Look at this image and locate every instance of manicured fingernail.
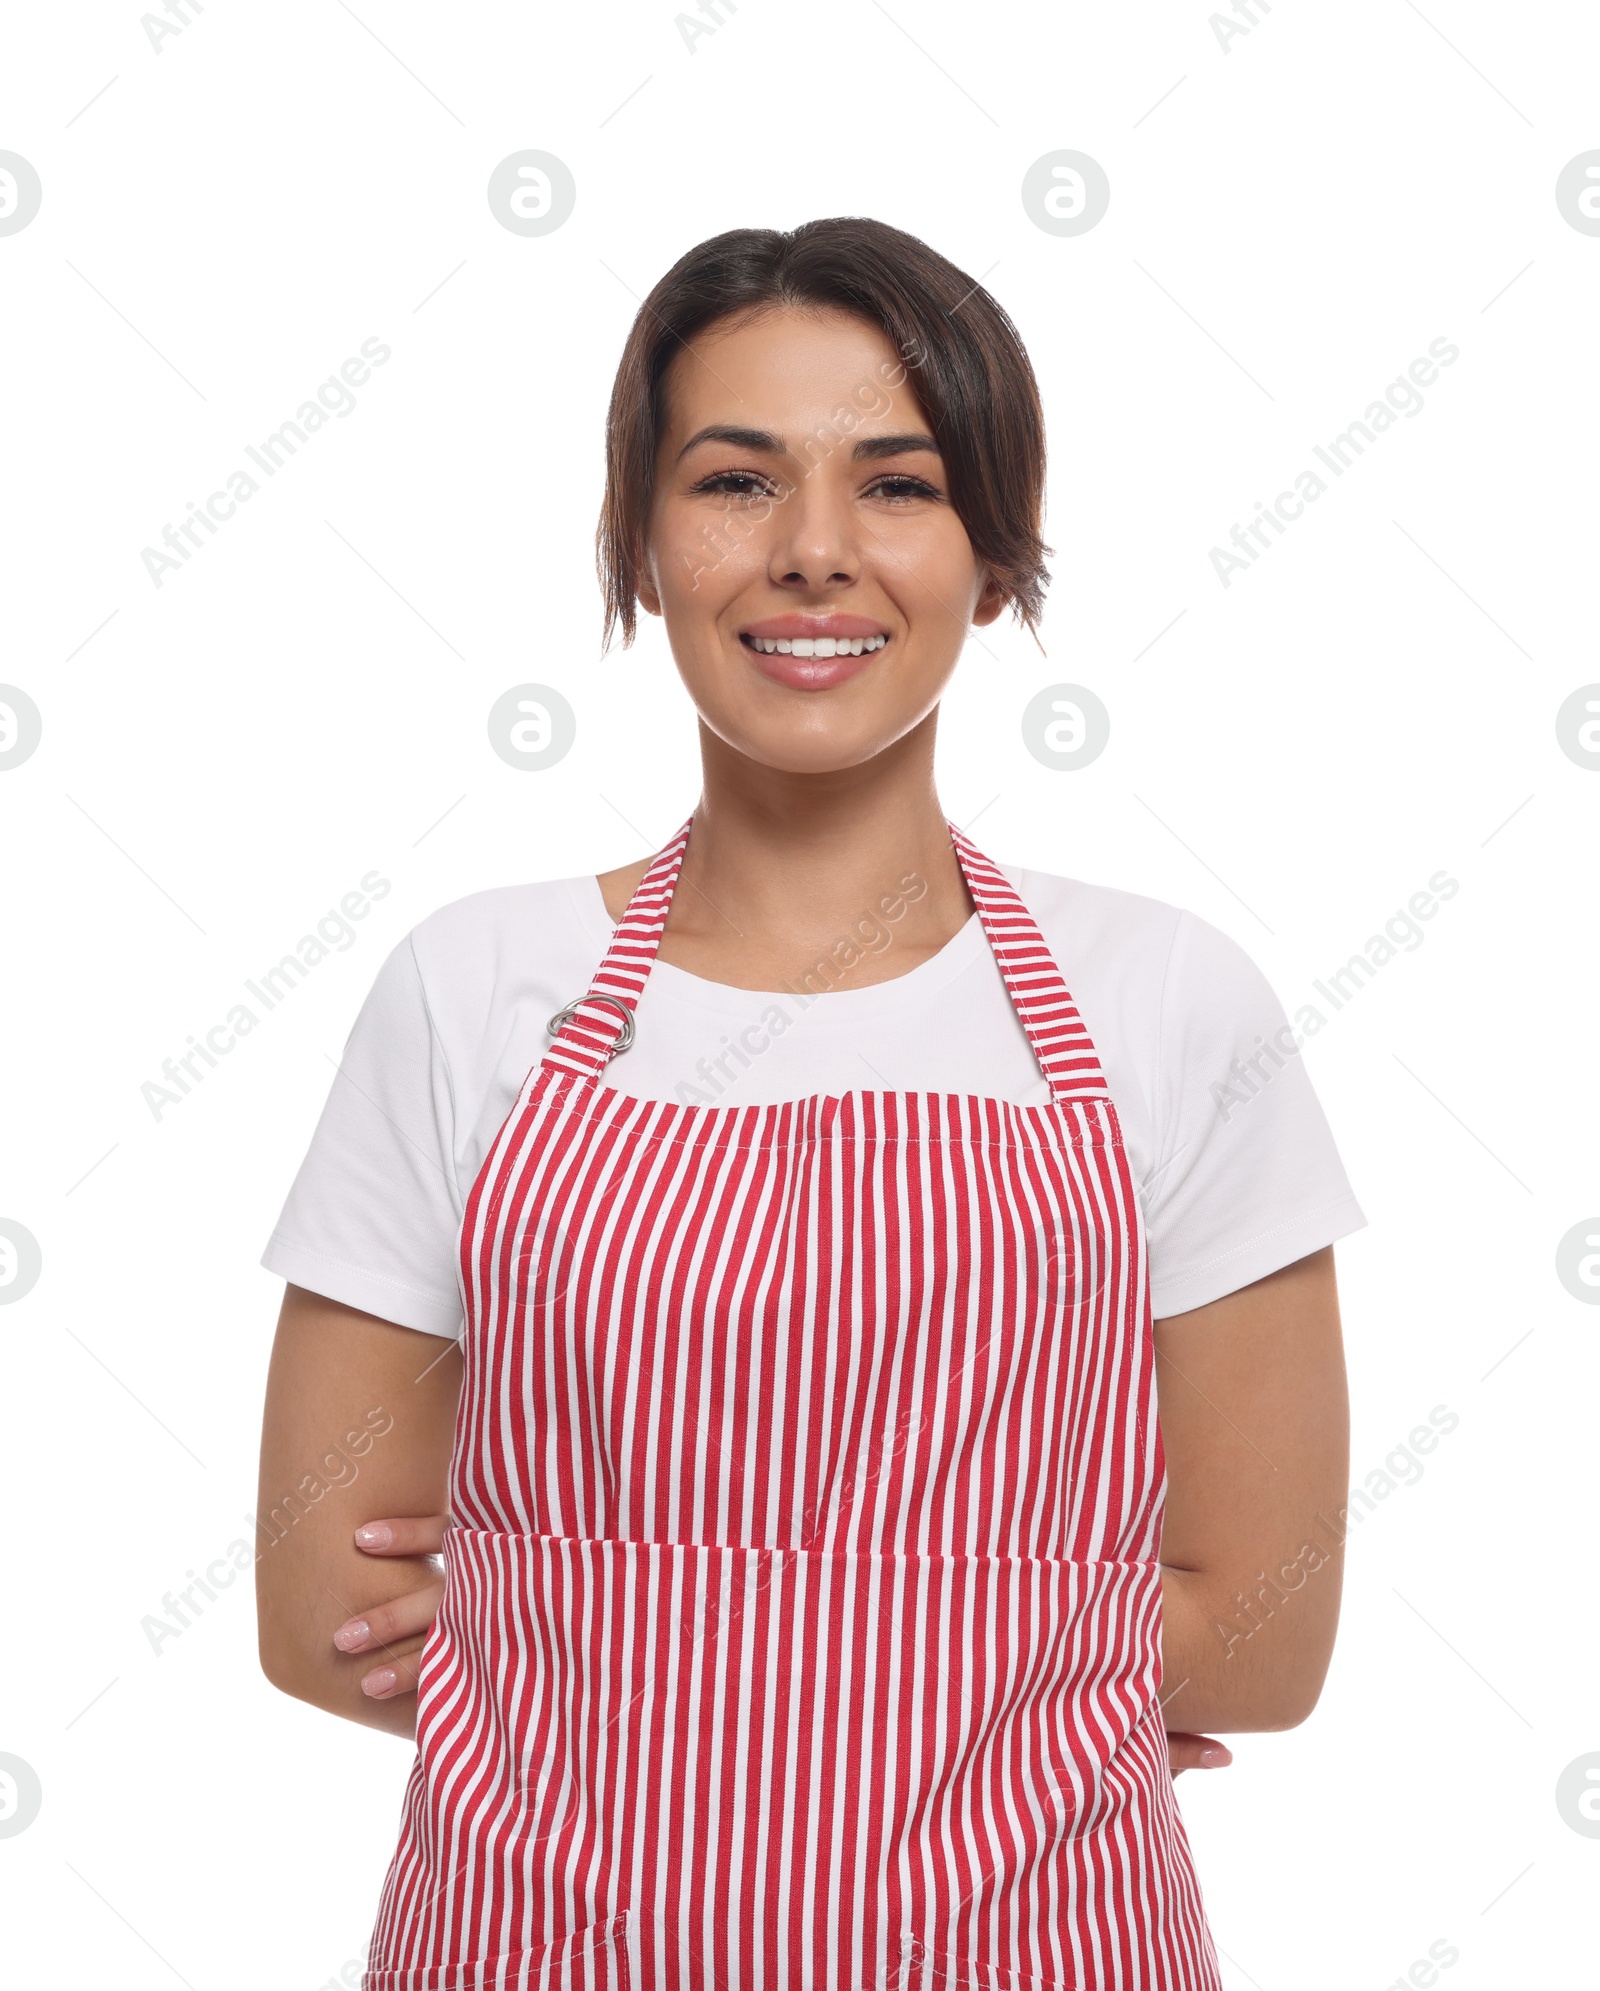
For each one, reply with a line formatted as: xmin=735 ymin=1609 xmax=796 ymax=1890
xmin=355 ymin=1523 xmax=393 ymax=1549
xmin=361 ymin=1666 xmax=398 ymax=1697
xmin=1200 ymin=1745 xmax=1232 ymax=1766
xmin=333 ymin=1619 xmax=370 ymax=1652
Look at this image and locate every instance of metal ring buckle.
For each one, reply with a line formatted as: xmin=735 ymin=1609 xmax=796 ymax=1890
xmin=547 ymin=992 xmax=636 ymax=1056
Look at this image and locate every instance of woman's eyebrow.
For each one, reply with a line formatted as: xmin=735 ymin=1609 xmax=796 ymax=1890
xmin=851 ymin=432 xmax=941 ymax=461
xmin=676 ymin=424 xmax=780 ymax=461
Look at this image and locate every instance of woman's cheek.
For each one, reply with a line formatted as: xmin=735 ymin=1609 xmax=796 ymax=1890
xmin=665 ymin=515 xmax=773 ymax=609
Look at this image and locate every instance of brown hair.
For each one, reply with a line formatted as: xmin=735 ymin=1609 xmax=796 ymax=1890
xmin=595 ymin=216 xmax=1052 ymax=651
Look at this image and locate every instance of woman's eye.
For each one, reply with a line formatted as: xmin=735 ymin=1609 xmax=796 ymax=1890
xmin=867 ymin=475 xmax=941 ymax=504
xmin=692 ymin=470 xmax=777 ymax=501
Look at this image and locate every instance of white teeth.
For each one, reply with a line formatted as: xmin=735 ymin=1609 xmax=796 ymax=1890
xmin=747 ymin=634 xmax=888 ymax=656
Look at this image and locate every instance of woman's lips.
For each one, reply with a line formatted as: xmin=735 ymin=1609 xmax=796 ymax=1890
xmin=744 ymin=641 xmax=880 ymax=691
xmin=738 ymin=623 xmax=891 ymax=692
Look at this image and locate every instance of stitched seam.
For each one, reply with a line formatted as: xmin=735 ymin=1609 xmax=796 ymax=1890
xmin=1169 ymin=1195 xmax=1364 ymax=1279
xmin=1150 ymin=907 xmax=1185 ymax=1199
xmin=265 ymin=1234 xmax=460 ymax=1306
xmin=446 ymin=1528 xmax=1161 ymax=1569
xmin=530 ymin=1073 xmax=1125 ymax=1155
xmin=408 ymin=930 xmax=465 ymax=1212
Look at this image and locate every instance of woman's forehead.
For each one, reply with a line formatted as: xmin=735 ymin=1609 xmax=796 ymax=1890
xmin=659 ymin=306 xmax=927 ymax=442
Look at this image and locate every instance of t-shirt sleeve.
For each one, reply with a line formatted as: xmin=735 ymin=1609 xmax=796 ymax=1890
xmin=259 ymin=931 xmax=466 ymax=1339
xmin=1145 ymin=911 xmax=1367 ymax=1317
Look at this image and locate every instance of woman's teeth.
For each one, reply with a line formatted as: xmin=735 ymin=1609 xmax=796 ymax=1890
xmin=745 ymin=634 xmax=888 ymax=657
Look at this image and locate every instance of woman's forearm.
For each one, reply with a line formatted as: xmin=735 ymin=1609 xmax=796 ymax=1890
xmin=1159 ymin=1538 xmax=1345 ymax=1734
xmin=255 ymin=1285 xmax=460 ymax=1738
xmin=257 ymin=1539 xmax=423 ymax=1739
xmin=1153 ymin=1249 xmax=1352 ymax=1738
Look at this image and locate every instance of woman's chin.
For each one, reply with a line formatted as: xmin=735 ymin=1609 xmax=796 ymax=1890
xmin=701 ymin=715 xmax=920 ymax=780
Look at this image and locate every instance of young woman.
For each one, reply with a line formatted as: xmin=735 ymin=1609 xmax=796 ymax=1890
xmin=257 ymin=218 xmax=1361 ymax=1990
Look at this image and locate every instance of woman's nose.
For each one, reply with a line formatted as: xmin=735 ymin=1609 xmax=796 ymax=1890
xmin=765 ymin=484 xmax=861 ymax=591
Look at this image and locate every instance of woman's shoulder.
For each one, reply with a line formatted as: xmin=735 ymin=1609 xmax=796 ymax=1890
xmin=1000 ymin=861 xmax=1200 ymax=964
xmin=391 ymin=871 xmax=611 ymax=1013
xmin=408 ymin=871 xmax=592 ymax=942
xmin=997 ymin=860 xmax=1281 ymax=1021
xmin=1001 ymin=861 xmax=1185 ymax=942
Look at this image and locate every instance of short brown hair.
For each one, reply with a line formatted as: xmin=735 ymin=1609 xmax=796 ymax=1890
xmin=596 ymin=216 xmax=1052 ymax=651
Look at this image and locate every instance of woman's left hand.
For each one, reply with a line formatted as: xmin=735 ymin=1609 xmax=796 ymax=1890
xmin=331 ymin=1512 xmax=448 ymax=1701
xmin=1167 ymin=1733 xmax=1233 ymax=1778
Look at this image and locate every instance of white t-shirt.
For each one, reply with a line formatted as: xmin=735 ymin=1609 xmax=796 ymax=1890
xmin=260 ymin=861 xmax=1367 ymax=1339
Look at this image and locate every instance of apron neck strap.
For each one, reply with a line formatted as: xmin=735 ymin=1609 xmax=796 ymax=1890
xmin=540 ymin=812 xmax=695 ymax=1083
xmin=543 ymin=811 xmax=1113 ymax=1105
xmin=947 ymin=822 xmax=1114 ymax=1104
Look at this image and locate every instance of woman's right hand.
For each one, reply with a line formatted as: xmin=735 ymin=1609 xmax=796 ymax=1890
xmin=1166 ymin=1732 xmax=1233 ymax=1777
xmin=331 ymin=1514 xmax=449 ymax=1701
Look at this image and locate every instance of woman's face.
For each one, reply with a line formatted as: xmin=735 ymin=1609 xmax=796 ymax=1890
xmin=636 ymin=305 xmax=1005 ymax=776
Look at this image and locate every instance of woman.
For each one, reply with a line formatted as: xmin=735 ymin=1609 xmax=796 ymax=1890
xmin=257 ymin=217 xmax=1361 ymax=1990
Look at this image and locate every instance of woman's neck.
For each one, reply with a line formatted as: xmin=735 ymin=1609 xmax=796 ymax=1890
xmin=597 ymin=715 xmax=979 ymax=994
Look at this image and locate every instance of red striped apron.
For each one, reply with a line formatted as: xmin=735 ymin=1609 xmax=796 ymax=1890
xmin=364 ymin=813 xmax=1222 ymax=1991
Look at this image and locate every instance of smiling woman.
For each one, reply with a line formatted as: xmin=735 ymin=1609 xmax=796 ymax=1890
xmin=597 ymin=216 xmax=1048 ymax=658
xmin=256 ymin=217 xmax=1362 ymax=1991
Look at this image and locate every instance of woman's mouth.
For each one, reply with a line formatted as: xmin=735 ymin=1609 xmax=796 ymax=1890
xmin=736 ymin=616 xmax=892 ymax=690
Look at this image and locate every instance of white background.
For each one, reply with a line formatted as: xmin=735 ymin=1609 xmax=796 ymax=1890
xmin=2 ymin=1 xmax=1596 ymax=1985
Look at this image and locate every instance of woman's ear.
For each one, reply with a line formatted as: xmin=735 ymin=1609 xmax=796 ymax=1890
xmin=971 ymin=569 xmax=1008 ymax=629
xmin=635 ymin=542 xmax=662 ymax=619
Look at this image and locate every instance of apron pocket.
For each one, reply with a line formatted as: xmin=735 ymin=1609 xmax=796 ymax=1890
xmin=895 ymin=1934 xmax=1064 ymax=1990
xmin=363 ymin=1911 xmax=630 ymax=1991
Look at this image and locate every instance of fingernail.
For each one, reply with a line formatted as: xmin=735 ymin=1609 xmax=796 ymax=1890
xmin=333 ymin=1619 xmax=370 ymax=1652
xmin=1200 ymin=1745 xmax=1232 ymax=1766
xmin=355 ymin=1523 xmax=393 ymax=1549
xmin=361 ymin=1666 xmax=398 ymax=1697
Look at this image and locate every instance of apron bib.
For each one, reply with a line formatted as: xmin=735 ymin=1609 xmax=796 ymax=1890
xmin=364 ymin=814 xmax=1221 ymax=1991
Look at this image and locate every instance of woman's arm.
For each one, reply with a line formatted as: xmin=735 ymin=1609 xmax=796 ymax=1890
xmin=255 ymin=1283 xmax=462 ymax=1738
xmin=1155 ymin=1245 xmax=1351 ymax=1735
